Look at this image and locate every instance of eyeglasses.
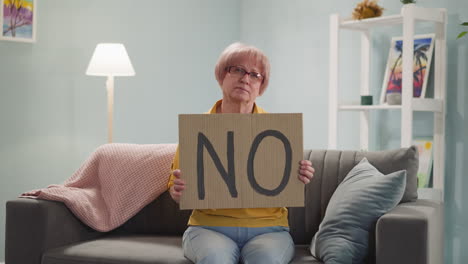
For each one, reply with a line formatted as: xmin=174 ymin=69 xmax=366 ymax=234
xmin=226 ymin=66 xmax=263 ymax=83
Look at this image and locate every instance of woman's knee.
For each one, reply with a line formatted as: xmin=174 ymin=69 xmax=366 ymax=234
xmin=241 ymin=231 xmax=295 ymax=264
xmin=183 ymin=227 xmax=240 ymax=264
xmin=197 ymin=251 xmax=239 ymax=264
xmin=185 ymin=245 xmax=240 ymax=264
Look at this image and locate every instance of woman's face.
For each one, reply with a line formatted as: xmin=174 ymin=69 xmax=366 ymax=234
xmin=221 ymin=56 xmax=263 ymax=104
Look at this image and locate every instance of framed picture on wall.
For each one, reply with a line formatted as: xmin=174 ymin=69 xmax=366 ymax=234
xmin=412 ymin=138 xmax=433 ymax=188
xmin=380 ymin=34 xmax=435 ymax=104
xmin=0 ymin=0 xmax=37 ymax=43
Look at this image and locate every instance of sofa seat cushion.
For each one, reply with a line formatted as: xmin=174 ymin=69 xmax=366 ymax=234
xmin=42 ymin=235 xmax=323 ymax=264
xmin=42 ymin=235 xmax=191 ymax=264
xmin=291 ymin=245 xmax=323 ymax=264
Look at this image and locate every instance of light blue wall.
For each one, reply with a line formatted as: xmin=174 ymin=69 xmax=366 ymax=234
xmin=240 ymin=0 xmax=468 ymax=263
xmin=0 ymin=0 xmax=239 ymax=261
xmin=1 ymin=0 xmax=467 ymax=263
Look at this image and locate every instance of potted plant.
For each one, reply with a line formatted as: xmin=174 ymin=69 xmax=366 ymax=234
xmin=352 ymin=0 xmax=384 ymax=20
xmin=458 ymin=22 xmax=468 ymax=39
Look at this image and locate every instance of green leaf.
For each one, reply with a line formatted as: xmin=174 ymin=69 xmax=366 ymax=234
xmin=458 ymin=31 xmax=467 ymax=39
xmin=461 ymin=22 xmax=468 ymax=26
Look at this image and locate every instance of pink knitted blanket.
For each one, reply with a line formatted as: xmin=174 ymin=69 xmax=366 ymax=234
xmin=21 ymin=143 xmax=177 ymax=232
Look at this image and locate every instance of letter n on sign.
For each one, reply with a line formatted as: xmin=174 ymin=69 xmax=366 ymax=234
xmin=179 ymin=113 xmax=304 ymax=209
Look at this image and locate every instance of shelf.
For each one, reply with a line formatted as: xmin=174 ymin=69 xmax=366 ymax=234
xmin=417 ymin=188 xmax=443 ymax=202
xmin=338 ymin=98 xmax=443 ymax=112
xmin=329 ymin=7 xmax=446 ymax=194
xmin=412 ymin=98 xmax=444 ymax=112
xmin=341 ymin=15 xmax=403 ymax=31
xmin=339 ymin=6 xmax=445 ymax=31
xmin=338 ymin=104 xmax=401 ymax=111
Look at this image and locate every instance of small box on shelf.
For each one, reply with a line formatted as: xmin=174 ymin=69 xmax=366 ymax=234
xmin=360 ymin=95 xmax=373 ymax=105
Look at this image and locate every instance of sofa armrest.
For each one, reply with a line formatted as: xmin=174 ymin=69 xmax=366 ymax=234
xmin=5 ymin=198 xmax=104 ymax=264
xmin=375 ymin=199 xmax=444 ymax=264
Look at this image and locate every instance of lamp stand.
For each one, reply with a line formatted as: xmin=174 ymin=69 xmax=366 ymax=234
xmin=106 ymin=76 xmax=114 ymax=143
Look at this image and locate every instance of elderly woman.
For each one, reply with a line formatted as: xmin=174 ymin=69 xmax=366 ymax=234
xmin=168 ymin=42 xmax=315 ymax=264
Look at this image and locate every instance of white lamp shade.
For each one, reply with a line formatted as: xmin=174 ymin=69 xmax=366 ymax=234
xmin=86 ymin=43 xmax=135 ymax=76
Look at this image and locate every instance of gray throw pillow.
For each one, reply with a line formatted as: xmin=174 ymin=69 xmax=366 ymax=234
xmin=310 ymin=158 xmax=406 ymax=264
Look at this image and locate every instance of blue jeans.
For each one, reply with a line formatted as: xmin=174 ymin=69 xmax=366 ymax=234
xmin=182 ymin=225 xmax=295 ymax=264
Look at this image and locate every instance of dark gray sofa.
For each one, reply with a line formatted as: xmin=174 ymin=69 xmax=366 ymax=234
xmin=5 ymin=147 xmax=444 ymax=264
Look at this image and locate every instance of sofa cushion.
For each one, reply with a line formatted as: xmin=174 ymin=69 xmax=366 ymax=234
xmin=310 ymin=158 xmax=407 ymax=263
xmin=115 ymin=191 xmax=191 ymax=236
xmin=291 ymin=245 xmax=323 ymax=264
xmin=355 ymin=146 xmax=418 ymax=203
xmin=42 ymin=234 xmax=323 ymax=264
xmin=288 ymin=146 xmax=418 ymax=245
xmin=42 ymin=235 xmax=191 ymax=264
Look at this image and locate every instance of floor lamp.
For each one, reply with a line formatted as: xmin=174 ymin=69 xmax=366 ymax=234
xmin=86 ymin=43 xmax=135 ymax=143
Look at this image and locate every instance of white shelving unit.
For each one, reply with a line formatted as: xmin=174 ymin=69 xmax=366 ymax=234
xmin=328 ymin=5 xmax=447 ymax=196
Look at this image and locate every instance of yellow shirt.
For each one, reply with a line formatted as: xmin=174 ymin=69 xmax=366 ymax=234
xmin=167 ymin=100 xmax=289 ymax=227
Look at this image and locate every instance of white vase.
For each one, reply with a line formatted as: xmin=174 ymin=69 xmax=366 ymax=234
xmin=386 ymin=93 xmax=402 ymax=105
xmin=401 ymin=3 xmax=416 ymax=14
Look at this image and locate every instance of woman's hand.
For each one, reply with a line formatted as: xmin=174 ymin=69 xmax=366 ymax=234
xmin=298 ymin=160 xmax=315 ymax=184
xmin=169 ymin=169 xmax=185 ymax=203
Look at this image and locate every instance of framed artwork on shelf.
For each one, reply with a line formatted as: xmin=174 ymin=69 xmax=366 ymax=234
xmin=380 ymin=34 xmax=435 ymax=104
xmin=1 ymin=0 xmax=37 ymax=43
xmin=413 ymin=138 xmax=434 ymax=188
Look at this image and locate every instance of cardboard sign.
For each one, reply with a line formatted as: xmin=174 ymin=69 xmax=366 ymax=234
xmin=179 ymin=113 xmax=304 ymax=209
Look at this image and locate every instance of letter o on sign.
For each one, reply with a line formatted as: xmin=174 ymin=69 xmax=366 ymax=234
xmin=247 ymin=130 xmax=292 ymax=196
